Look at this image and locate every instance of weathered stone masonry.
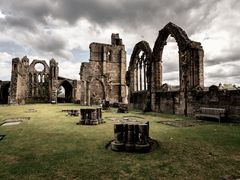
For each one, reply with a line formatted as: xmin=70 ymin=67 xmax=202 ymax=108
xmin=80 ymin=33 xmax=126 ymax=105
xmin=8 ymin=56 xmax=80 ymax=104
xmin=127 ymin=22 xmax=240 ymax=120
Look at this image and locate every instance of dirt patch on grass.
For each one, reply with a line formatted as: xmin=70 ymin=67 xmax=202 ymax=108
xmin=0 ymin=117 xmax=30 ymax=126
xmin=106 ymin=116 xmax=145 ymax=122
xmin=157 ymin=120 xmax=208 ymax=127
xmin=2 ymin=155 xmax=19 ymax=165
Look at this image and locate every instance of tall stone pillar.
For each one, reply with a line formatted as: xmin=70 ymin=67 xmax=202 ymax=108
xmin=49 ymin=58 xmax=59 ymax=102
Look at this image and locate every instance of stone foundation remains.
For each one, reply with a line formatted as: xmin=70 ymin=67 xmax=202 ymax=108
xmin=111 ymin=121 xmax=150 ymax=152
xmin=77 ymin=108 xmax=104 ymax=125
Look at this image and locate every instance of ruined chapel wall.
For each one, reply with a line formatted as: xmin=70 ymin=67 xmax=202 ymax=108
xmin=80 ymin=34 xmax=127 ymax=105
xmin=9 ymin=58 xmax=29 ymax=104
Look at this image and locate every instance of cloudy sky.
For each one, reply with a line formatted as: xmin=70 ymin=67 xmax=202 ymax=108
xmin=0 ymin=0 xmax=240 ymax=86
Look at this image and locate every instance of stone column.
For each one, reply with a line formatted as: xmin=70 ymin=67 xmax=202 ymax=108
xmin=136 ymin=64 xmax=138 ymax=91
xmin=87 ymin=82 xmax=90 ymax=106
xmin=125 ymin=124 xmax=135 ymax=152
xmin=111 ymin=123 xmax=125 ymax=151
xmin=144 ymin=63 xmax=146 ymax=90
xmin=139 ymin=63 xmax=142 ymax=91
xmin=135 ymin=123 xmax=150 ymax=153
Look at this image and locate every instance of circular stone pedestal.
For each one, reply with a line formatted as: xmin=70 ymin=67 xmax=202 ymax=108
xmin=109 ymin=120 xmax=153 ymax=153
xmin=125 ymin=143 xmax=135 ymax=152
xmin=135 ymin=143 xmax=150 ymax=153
xmin=111 ymin=141 xmax=125 ymax=151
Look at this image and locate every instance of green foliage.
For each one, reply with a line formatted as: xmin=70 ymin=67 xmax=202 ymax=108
xmin=0 ymin=104 xmax=239 ymax=179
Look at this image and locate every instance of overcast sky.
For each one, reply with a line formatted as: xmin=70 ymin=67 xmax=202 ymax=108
xmin=0 ymin=0 xmax=240 ymax=86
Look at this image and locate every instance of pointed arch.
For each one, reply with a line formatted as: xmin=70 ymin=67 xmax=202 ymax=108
xmin=152 ymin=22 xmax=204 ymax=91
xmin=0 ymin=82 xmax=10 ymax=104
xmin=127 ymin=22 xmax=204 ymax=113
xmin=89 ymin=77 xmax=106 ymax=105
xmin=153 ymin=22 xmax=192 ymax=56
xmin=129 ymin=41 xmax=152 ymax=67
xmin=127 ymin=41 xmax=153 ymax=111
xmin=57 ymin=80 xmax=73 ymax=103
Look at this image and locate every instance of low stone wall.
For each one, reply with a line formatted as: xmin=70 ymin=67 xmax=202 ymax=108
xmin=128 ymin=91 xmax=148 ymax=110
xmin=128 ymin=87 xmax=240 ymax=121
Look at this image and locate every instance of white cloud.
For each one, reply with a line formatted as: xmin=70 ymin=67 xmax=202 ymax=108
xmin=0 ymin=52 xmax=12 ymax=80
xmin=58 ymin=60 xmax=81 ymax=80
xmin=0 ymin=11 xmax=6 ymax=19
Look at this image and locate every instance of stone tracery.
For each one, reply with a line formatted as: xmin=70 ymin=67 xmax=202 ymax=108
xmin=127 ymin=22 xmax=204 ymax=113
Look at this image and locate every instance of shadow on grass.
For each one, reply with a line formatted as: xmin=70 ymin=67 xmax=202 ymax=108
xmin=105 ymin=138 xmax=160 ymax=153
xmin=0 ymin=135 xmax=6 ymax=141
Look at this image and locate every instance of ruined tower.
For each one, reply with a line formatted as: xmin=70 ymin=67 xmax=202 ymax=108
xmin=9 ymin=56 xmax=29 ymax=104
xmin=49 ymin=58 xmax=59 ymax=102
xmin=80 ymin=33 xmax=127 ymax=105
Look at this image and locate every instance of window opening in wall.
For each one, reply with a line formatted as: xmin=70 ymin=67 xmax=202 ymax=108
xmin=13 ymin=64 xmax=17 ymax=71
xmin=162 ymin=36 xmax=179 ymax=89
xmin=108 ymin=50 xmax=111 ymax=61
xmin=38 ymin=74 xmax=41 ymax=83
xmin=35 ymin=63 xmax=44 ymax=71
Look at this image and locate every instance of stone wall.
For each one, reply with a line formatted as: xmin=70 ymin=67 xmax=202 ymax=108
xmin=80 ymin=33 xmax=126 ymax=105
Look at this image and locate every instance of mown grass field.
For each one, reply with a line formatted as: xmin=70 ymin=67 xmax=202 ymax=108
xmin=0 ymin=104 xmax=239 ymax=179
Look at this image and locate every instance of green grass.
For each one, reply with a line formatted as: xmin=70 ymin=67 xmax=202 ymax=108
xmin=0 ymin=104 xmax=239 ymax=180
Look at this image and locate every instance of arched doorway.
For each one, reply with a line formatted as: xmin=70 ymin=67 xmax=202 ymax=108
xmin=0 ymin=82 xmax=10 ymax=104
xmin=152 ymin=22 xmax=204 ymax=91
xmin=152 ymin=22 xmax=204 ymax=114
xmin=57 ymin=80 xmax=73 ymax=103
xmin=89 ymin=78 xmax=105 ymax=105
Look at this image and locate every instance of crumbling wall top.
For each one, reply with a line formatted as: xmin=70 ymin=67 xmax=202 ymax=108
xmin=111 ymin=33 xmax=123 ymax=46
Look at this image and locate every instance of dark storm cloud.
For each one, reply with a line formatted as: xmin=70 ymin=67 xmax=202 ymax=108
xmin=0 ymin=0 xmax=225 ymax=59
xmin=0 ymin=0 xmax=215 ymax=34
xmin=0 ymin=15 xmax=37 ymax=32
xmin=31 ymin=34 xmax=71 ymax=59
xmin=0 ymin=41 xmax=26 ymax=55
xmin=206 ymin=54 xmax=240 ymax=66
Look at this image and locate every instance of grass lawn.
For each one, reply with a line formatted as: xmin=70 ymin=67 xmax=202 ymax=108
xmin=0 ymin=104 xmax=239 ymax=179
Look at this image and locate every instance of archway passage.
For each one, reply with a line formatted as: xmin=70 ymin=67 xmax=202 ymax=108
xmin=152 ymin=22 xmax=204 ymax=91
xmin=57 ymin=81 xmax=73 ymax=103
xmin=0 ymin=82 xmax=10 ymax=104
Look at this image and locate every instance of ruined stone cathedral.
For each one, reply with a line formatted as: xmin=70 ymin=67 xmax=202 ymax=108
xmin=0 ymin=33 xmax=126 ymax=105
xmin=0 ymin=23 xmax=240 ymax=120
